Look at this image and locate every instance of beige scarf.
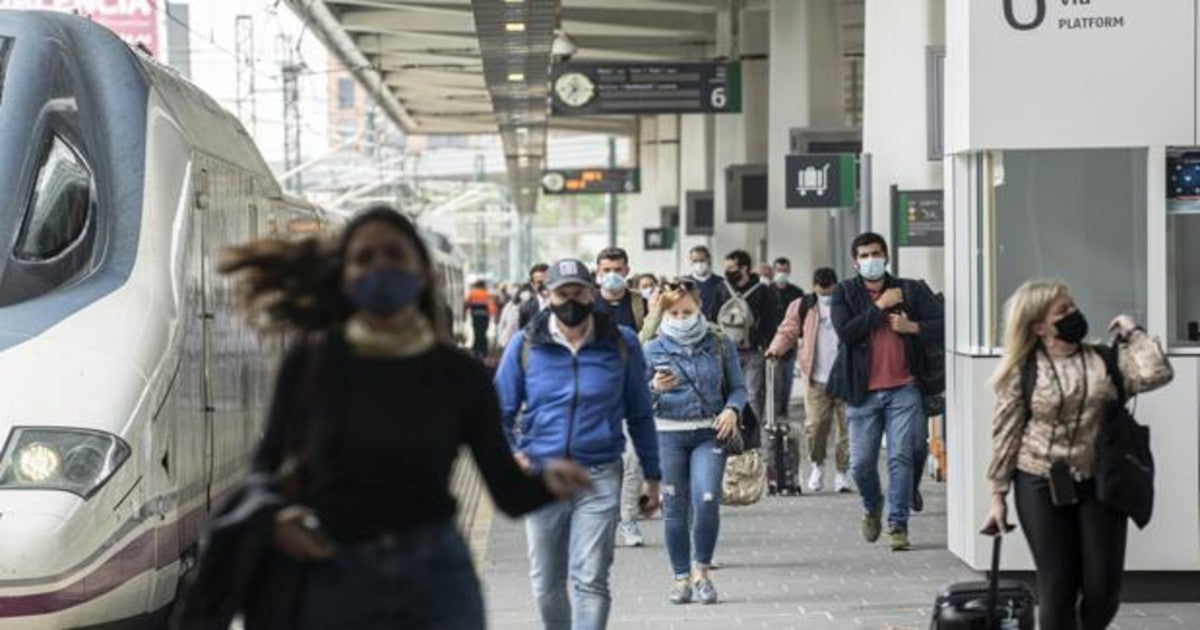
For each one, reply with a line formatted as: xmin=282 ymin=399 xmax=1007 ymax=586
xmin=344 ymin=310 xmax=438 ymax=358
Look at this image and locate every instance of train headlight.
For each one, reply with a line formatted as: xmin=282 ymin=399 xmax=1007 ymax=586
xmin=0 ymin=428 xmax=130 ymax=498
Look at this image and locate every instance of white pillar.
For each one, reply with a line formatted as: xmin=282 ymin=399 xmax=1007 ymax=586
xmin=678 ymin=113 xmax=714 ymax=272
xmin=766 ymin=0 xmax=844 ymax=286
xmin=711 ymin=3 xmax=769 ymax=264
xmin=624 ymin=115 xmax=681 ymax=276
xmin=863 ymin=0 xmax=946 ymax=290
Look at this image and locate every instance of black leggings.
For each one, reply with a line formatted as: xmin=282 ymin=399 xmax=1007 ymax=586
xmin=1014 ymin=471 xmax=1128 ymax=630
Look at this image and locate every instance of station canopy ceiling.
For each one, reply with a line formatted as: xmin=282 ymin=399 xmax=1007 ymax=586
xmin=284 ymin=0 xmax=719 ymax=213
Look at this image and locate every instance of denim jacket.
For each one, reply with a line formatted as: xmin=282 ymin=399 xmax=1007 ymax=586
xmin=643 ymin=331 xmax=747 ymax=421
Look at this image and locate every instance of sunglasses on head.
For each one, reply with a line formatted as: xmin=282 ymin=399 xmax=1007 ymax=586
xmin=661 ymin=279 xmax=697 ymax=292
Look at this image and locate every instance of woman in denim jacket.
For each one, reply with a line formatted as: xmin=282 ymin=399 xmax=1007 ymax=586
xmin=643 ymin=280 xmax=747 ymax=605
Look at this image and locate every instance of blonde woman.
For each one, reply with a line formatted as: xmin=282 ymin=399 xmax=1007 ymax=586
xmin=981 ymin=280 xmax=1173 ymax=630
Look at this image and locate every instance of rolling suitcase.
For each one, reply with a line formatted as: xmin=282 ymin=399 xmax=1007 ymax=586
xmin=764 ymin=358 xmax=801 ymax=496
xmin=931 ymin=536 xmax=1035 ymax=629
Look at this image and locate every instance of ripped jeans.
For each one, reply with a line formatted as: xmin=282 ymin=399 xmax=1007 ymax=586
xmin=657 ymin=427 xmax=727 ymax=578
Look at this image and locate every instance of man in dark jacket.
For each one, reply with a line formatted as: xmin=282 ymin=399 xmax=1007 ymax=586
xmin=688 ymin=245 xmax=731 ymax=322
xmin=517 ymin=262 xmax=550 ymax=329
xmin=770 ymin=257 xmax=805 ymax=418
xmin=721 ymin=249 xmax=780 ymax=430
xmin=495 ymin=258 xmax=661 ymax=629
xmin=826 ymin=233 xmax=943 ymax=552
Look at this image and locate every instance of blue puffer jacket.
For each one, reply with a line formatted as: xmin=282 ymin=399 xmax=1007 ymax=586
xmin=643 ymin=330 xmax=747 ymax=422
xmin=494 ymin=310 xmax=661 ymax=480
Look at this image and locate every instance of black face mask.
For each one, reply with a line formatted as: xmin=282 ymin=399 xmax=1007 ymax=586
xmin=1054 ymin=310 xmax=1089 ymax=344
xmin=724 ymin=270 xmax=743 ymax=286
xmin=551 ymin=299 xmax=591 ymax=327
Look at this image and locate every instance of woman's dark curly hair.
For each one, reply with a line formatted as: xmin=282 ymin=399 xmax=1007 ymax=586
xmin=219 ymin=204 xmax=451 ymax=341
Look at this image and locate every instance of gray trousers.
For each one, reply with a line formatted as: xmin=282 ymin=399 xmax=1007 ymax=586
xmin=739 ymin=351 xmax=767 ymax=430
xmin=619 ymin=429 xmax=644 ymax=522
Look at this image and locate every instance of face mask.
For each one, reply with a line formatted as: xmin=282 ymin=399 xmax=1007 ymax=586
xmin=1053 ymin=310 xmax=1089 ymax=344
xmin=599 ymin=271 xmax=625 ymax=293
xmin=519 ymin=291 xmax=533 ymax=303
xmin=351 ymin=268 xmax=425 ymax=318
xmin=773 ymin=273 xmax=789 ymax=286
xmin=819 ymin=294 xmax=833 ymax=306
xmin=691 ymin=261 xmax=710 ymax=278
xmin=640 ymin=287 xmax=654 ymax=300
xmin=551 ymin=299 xmax=591 ymax=327
xmin=857 ymin=257 xmax=887 ymax=281
xmin=724 ymin=270 xmax=743 ymax=286
xmin=659 ymin=313 xmax=708 ymax=346
xmin=760 ymin=276 xmax=772 ymax=287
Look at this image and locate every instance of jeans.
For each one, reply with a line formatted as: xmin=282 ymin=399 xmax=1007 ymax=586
xmin=803 ymin=381 xmax=849 ymax=471
xmin=845 ymin=384 xmax=924 ymax=530
xmin=618 ymin=431 xmax=644 ymax=523
xmin=658 ymin=428 xmax=727 ymax=578
xmin=1014 ymin=472 xmax=1128 ymax=630
xmin=300 ymin=521 xmax=482 ymax=629
xmin=525 ymin=461 xmax=623 ymax=630
xmin=774 ymin=354 xmax=796 ymax=418
xmin=740 ymin=351 xmax=767 ymax=431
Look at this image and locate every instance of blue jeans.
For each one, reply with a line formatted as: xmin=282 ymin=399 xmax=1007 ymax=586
xmin=658 ymin=428 xmax=727 ymax=578
xmin=525 ymin=461 xmax=622 ymax=630
xmin=300 ymin=520 xmax=482 ymax=629
xmin=846 ymin=384 xmax=924 ymax=531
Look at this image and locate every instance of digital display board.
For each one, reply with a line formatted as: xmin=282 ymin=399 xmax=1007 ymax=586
xmin=550 ymin=61 xmax=742 ymax=116
xmin=541 ymin=168 xmax=640 ymax=195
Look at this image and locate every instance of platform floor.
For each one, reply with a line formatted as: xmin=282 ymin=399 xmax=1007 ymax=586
xmin=480 ymin=472 xmax=1200 ymax=629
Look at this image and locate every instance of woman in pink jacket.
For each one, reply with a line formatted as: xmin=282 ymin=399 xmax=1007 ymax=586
xmin=765 ymin=267 xmax=851 ymax=493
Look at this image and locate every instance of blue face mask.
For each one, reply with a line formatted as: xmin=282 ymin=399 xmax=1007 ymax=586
xmin=857 ymin=257 xmax=887 ymax=281
xmin=351 ymin=268 xmax=425 ymax=318
xmin=599 ymin=271 xmax=626 ymax=292
xmin=660 ymin=313 xmax=708 ymax=346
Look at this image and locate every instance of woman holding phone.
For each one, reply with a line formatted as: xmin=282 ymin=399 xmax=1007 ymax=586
xmin=642 ymin=279 xmax=747 ymax=605
xmin=981 ymin=279 xmax=1172 ymax=630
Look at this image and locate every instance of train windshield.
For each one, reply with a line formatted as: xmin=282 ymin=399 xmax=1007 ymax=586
xmin=0 ymin=37 xmax=11 ymax=105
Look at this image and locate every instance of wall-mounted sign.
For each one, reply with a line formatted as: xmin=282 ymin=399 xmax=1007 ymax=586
xmin=950 ymin=1 xmax=1194 ymax=151
xmin=644 ymin=228 xmax=675 ymax=251
xmin=893 ymin=188 xmax=944 ymax=247
xmin=685 ymin=190 xmax=714 ymax=236
xmin=550 ymin=61 xmax=741 ymax=116
xmin=785 ymin=153 xmax=857 ymax=208
xmin=541 ymin=168 xmax=640 ymax=194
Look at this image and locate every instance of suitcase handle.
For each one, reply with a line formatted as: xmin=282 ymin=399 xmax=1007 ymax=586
xmin=986 ymin=535 xmax=1002 ymax=629
xmin=764 ymin=357 xmax=776 ymax=428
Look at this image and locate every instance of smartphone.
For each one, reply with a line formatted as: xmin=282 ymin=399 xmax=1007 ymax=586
xmin=653 ymin=363 xmax=674 ymax=377
xmin=1048 ymin=461 xmax=1080 ymax=506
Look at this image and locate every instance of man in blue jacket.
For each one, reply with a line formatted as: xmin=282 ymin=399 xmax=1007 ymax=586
xmin=826 ymin=233 xmax=943 ymax=552
xmin=495 ymin=258 xmax=662 ymax=630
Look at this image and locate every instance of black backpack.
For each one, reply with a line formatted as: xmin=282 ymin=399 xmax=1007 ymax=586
xmin=1019 ymin=343 xmax=1154 ymax=528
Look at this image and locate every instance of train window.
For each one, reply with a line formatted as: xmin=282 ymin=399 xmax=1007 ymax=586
xmin=0 ymin=37 xmax=12 ymax=104
xmin=14 ymin=136 xmax=93 ymax=261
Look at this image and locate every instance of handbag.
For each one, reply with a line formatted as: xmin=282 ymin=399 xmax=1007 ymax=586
xmin=171 ymin=334 xmax=327 ymax=629
xmin=1093 ymin=343 xmax=1155 ymax=529
xmin=721 ymin=449 xmax=766 ymax=506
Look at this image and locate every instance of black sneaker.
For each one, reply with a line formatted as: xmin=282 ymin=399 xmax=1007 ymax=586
xmin=912 ymin=489 xmax=925 ymax=513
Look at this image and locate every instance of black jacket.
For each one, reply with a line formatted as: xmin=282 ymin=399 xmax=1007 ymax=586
xmin=726 ymin=274 xmax=781 ymax=351
xmin=825 ymin=274 xmax=944 ymax=406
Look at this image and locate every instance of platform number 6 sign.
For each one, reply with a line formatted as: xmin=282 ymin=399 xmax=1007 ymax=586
xmin=1004 ymin=0 xmax=1046 ymax=31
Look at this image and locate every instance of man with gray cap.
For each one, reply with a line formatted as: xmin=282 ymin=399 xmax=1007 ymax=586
xmin=495 ymin=258 xmax=662 ymax=630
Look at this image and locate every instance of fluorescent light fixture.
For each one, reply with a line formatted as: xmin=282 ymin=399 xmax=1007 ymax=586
xmin=507 ymin=72 xmax=525 ymax=81
xmin=505 ymin=22 xmax=526 ymax=32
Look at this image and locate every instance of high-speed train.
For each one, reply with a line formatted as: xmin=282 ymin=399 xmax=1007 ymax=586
xmin=0 ymin=11 xmax=461 ymax=628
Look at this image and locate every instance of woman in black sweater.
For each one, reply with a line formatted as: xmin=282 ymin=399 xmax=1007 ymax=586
xmin=221 ymin=206 xmax=589 ymax=629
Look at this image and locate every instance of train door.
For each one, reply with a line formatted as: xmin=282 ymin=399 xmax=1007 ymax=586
xmin=197 ymin=167 xmax=215 ymax=508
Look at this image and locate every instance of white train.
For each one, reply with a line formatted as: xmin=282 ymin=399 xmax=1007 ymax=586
xmin=0 ymin=11 xmax=462 ymax=628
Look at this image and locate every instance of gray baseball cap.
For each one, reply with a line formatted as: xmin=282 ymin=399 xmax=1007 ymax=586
xmin=545 ymin=258 xmax=594 ymax=290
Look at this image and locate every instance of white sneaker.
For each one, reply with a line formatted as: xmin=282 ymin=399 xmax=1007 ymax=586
xmin=618 ymin=520 xmax=644 ymax=547
xmin=835 ymin=472 xmax=852 ymax=493
xmin=807 ymin=464 xmax=824 ymax=492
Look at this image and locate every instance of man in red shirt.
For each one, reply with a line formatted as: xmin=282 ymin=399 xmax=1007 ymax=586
xmin=825 ymin=233 xmax=944 ymax=551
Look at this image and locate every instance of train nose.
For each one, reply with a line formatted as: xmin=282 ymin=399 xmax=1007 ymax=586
xmin=0 ymin=494 xmax=71 ymax=583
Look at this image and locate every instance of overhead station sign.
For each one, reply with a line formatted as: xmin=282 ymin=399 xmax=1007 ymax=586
xmin=550 ymin=61 xmax=742 ymax=116
xmin=541 ymin=168 xmax=640 ymax=195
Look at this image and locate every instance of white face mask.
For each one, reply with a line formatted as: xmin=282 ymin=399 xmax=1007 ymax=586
xmin=818 ymin=294 xmax=833 ymax=305
xmin=857 ymin=257 xmax=887 ymax=281
xmin=773 ymin=272 xmax=790 ymax=286
xmin=691 ymin=261 xmax=711 ymax=278
xmin=640 ymin=287 xmax=654 ymax=300
xmin=599 ymin=271 xmax=626 ymax=292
